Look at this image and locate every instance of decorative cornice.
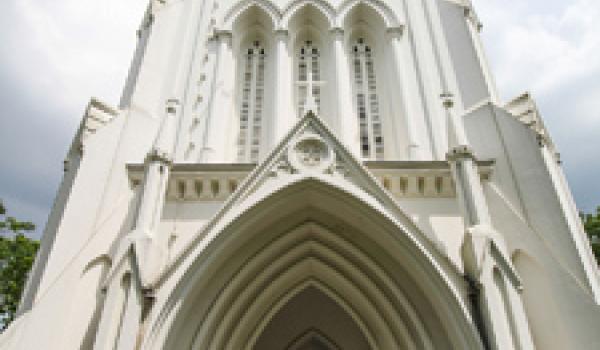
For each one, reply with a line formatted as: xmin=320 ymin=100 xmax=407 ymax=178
xmin=125 ymin=160 xmax=498 ymax=201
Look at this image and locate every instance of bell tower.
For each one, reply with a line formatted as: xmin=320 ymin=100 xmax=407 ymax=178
xmin=5 ymin=1 xmax=600 ymax=349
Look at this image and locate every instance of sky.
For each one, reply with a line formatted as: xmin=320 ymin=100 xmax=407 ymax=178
xmin=0 ymin=0 xmax=599 ymax=238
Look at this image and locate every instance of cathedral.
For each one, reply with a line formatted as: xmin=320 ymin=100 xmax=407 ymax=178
xmin=3 ymin=0 xmax=600 ymax=349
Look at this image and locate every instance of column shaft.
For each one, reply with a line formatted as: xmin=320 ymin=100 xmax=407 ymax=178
xmin=331 ymin=29 xmax=358 ymax=156
xmin=388 ymin=29 xmax=426 ymax=160
xmin=273 ymin=30 xmax=294 ymax=145
xmin=205 ymin=31 xmax=235 ymax=162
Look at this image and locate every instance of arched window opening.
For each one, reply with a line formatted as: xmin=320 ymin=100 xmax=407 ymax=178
xmin=297 ymin=40 xmax=323 ymax=117
xmin=238 ymin=40 xmax=266 ymax=162
xmin=351 ymin=37 xmax=384 ymax=160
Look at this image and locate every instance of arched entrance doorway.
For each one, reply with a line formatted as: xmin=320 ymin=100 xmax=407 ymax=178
xmin=147 ymin=179 xmax=483 ymax=349
xmin=255 ymin=287 xmax=366 ymax=349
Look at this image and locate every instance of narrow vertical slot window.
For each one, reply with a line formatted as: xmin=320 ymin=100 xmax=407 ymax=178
xmin=297 ymin=41 xmax=322 ymax=117
xmin=237 ymin=41 xmax=266 ymax=162
xmin=351 ymin=38 xmax=384 ymax=160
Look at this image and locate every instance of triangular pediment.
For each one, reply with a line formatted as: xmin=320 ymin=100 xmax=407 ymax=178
xmin=225 ymin=111 xmax=392 ymax=209
xmin=180 ymin=112 xmax=447 ymax=256
xmin=154 ymin=112 xmax=450 ymax=289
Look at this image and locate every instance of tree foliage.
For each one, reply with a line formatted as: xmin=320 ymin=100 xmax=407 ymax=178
xmin=582 ymin=207 xmax=600 ymax=266
xmin=0 ymin=200 xmax=39 ymax=330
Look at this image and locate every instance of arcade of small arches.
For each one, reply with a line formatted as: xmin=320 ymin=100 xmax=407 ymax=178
xmin=213 ymin=0 xmax=413 ymax=163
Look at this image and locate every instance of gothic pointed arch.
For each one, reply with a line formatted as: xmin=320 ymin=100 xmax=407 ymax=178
xmin=284 ymin=328 xmax=342 ymax=350
xmin=143 ymin=177 xmax=483 ymax=349
xmin=337 ymin=0 xmax=401 ymax=28
xmin=285 ymin=4 xmax=334 ymax=122
xmin=224 ymin=2 xmax=277 ymax=163
xmin=222 ymin=0 xmax=281 ymax=31
xmin=281 ymin=0 xmax=336 ymax=29
xmin=341 ymin=2 xmax=392 ymax=160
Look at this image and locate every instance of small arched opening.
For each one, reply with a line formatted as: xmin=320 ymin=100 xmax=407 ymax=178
xmin=343 ymin=2 xmax=405 ymax=160
xmin=231 ymin=5 xmax=276 ymax=162
xmin=286 ymin=3 xmax=335 ymax=122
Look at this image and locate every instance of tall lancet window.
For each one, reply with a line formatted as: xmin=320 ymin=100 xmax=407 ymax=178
xmin=297 ymin=40 xmax=322 ymax=117
xmin=238 ymin=40 xmax=266 ymax=162
xmin=352 ymin=38 xmax=384 ymax=159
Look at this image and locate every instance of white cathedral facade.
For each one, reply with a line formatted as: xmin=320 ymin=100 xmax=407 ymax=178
xmin=3 ymin=0 xmax=600 ymax=349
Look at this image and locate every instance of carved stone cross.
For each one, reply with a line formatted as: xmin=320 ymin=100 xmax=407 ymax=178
xmin=296 ymin=69 xmax=325 ymax=116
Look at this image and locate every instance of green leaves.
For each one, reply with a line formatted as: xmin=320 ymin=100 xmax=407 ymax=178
xmin=0 ymin=200 xmax=39 ymax=331
xmin=582 ymin=206 xmax=600 ymax=266
xmin=0 ymin=217 xmax=35 ymax=233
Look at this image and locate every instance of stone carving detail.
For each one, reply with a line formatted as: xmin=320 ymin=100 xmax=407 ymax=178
xmin=332 ymin=151 xmax=350 ymax=177
xmin=288 ymin=134 xmax=334 ymax=173
xmin=296 ymin=139 xmax=327 ymax=167
xmin=269 ymin=157 xmax=295 ymax=177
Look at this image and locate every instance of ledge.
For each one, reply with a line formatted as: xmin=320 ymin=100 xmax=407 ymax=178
xmin=126 ymin=160 xmax=495 ymax=201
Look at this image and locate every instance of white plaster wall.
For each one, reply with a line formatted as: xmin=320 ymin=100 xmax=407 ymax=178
xmin=34 ymin=115 xmax=126 ymax=299
xmin=436 ymin=0 xmax=490 ymax=109
xmin=464 ymin=104 xmax=526 ymax=216
xmin=467 ymin=106 xmax=593 ymax=287
xmin=485 ymin=179 xmax=600 ymax=349
xmin=398 ymin=197 xmax=465 ymax=268
xmin=8 ymin=114 xmax=140 ymax=348
xmin=464 ymin=104 xmax=600 ymax=348
xmin=159 ymin=201 xmax=224 ymax=257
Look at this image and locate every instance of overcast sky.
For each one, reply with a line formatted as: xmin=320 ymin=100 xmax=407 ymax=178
xmin=0 ymin=0 xmax=599 ymax=238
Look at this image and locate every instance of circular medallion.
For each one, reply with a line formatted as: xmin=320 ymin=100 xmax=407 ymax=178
xmin=289 ymin=134 xmax=334 ymax=172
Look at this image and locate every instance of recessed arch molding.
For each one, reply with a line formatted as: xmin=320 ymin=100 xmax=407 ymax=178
xmin=222 ymin=0 xmax=402 ymax=32
xmin=143 ymin=179 xmax=483 ymax=349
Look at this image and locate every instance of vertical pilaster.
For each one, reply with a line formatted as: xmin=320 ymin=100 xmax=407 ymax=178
xmin=387 ymin=26 xmax=426 ymax=160
xmin=404 ymin=0 xmax=452 ymax=159
xmin=120 ymin=5 xmax=153 ymax=109
xmin=133 ymin=99 xmax=180 ymax=287
xmin=331 ymin=28 xmax=358 ymax=156
xmin=205 ymin=30 xmax=234 ymax=162
xmin=464 ymin=6 xmax=500 ymax=104
xmin=273 ymin=29 xmax=294 ymax=146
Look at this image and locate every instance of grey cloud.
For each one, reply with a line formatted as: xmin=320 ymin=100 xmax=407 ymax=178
xmin=0 ymin=65 xmax=79 ymax=238
xmin=474 ymin=0 xmax=600 ymax=213
xmin=0 ymin=0 xmax=145 ymax=237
